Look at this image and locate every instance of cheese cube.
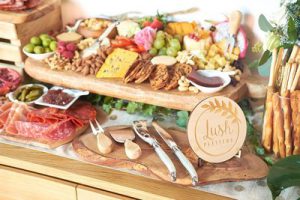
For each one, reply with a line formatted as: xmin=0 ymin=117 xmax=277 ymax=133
xmin=96 ymin=48 xmax=138 ymax=78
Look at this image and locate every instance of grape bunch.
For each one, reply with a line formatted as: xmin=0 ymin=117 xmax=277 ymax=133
xmin=57 ymin=41 xmax=77 ymax=59
xmin=149 ymin=30 xmax=181 ymax=57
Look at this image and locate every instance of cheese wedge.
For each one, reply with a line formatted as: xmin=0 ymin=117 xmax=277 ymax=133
xmin=96 ymin=48 xmax=138 ymax=78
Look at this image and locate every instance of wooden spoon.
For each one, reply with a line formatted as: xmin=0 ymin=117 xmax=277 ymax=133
xmin=109 ymin=128 xmax=142 ymax=160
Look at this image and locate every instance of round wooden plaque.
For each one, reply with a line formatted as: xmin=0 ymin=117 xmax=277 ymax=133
xmin=187 ymin=96 xmax=247 ymax=163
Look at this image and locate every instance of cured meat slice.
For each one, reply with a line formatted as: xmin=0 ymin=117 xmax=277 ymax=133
xmin=0 ymin=0 xmax=14 ymax=5
xmin=0 ymin=0 xmax=40 ymax=11
xmin=0 ymin=101 xmax=96 ymax=147
xmin=5 ymin=103 xmax=31 ymax=135
xmin=65 ymin=101 xmax=96 ymax=123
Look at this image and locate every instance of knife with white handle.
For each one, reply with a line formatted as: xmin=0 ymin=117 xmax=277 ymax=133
xmin=152 ymin=121 xmax=198 ymax=185
xmin=132 ymin=120 xmax=176 ymax=182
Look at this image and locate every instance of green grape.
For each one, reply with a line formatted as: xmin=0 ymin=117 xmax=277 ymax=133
xmin=166 ymin=47 xmax=178 ymax=57
xmin=158 ymin=47 xmax=167 ymax=55
xmin=156 ymin=30 xmax=165 ymax=39
xmin=153 ymin=38 xmax=165 ymax=49
xmin=169 ymin=38 xmax=181 ymax=51
xmin=149 ymin=47 xmax=158 ymax=55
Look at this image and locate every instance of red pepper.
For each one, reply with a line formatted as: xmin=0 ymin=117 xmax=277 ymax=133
xmin=126 ymin=45 xmax=145 ymax=53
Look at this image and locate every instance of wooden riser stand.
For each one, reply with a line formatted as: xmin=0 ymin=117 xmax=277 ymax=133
xmin=0 ymin=0 xmax=63 ymax=75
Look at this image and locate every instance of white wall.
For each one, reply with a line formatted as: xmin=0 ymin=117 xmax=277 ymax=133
xmin=61 ymin=0 xmax=281 ymax=64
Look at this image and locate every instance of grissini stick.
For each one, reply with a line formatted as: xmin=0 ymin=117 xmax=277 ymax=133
xmin=262 ymin=49 xmax=279 ymax=151
xmin=291 ymin=91 xmax=300 ymax=155
xmin=291 ymin=64 xmax=300 ymax=92
xmin=262 ymin=88 xmax=274 ymax=151
xmin=272 ymin=92 xmax=284 ymax=157
xmin=287 ymin=63 xmax=297 ymax=90
xmin=288 ymin=45 xmax=299 ymax=63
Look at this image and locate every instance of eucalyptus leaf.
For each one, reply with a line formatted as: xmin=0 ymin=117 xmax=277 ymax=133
xmin=258 ymin=14 xmax=273 ymax=32
xmin=176 ymin=111 xmax=189 ymax=128
xmin=259 ymin=50 xmax=272 ymax=66
xmin=288 ymin=17 xmax=297 ymax=42
xmin=267 ymin=155 xmax=300 ymax=199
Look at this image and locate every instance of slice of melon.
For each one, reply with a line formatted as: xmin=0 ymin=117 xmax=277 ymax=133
xmin=212 ymin=21 xmax=248 ymax=59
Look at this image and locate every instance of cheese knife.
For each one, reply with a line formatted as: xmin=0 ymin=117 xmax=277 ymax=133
xmin=152 ymin=121 xmax=198 ymax=186
xmin=132 ymin=120 xmax=176 ymax=182
xmin=81 ymin=21 xmax=120 ymax=58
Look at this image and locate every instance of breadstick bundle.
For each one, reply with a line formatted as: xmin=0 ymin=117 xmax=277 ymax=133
xmin=262 ymin=45 xmax=300 ymax=158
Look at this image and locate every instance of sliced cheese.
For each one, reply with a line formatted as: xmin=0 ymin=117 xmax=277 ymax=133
xmin=151 ymin=56 xmax=177 ymax=66
xmin=96 ymin=48 xmax=138 ymax=78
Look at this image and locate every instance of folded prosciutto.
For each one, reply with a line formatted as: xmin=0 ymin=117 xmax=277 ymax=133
xmin=0 ymin=101 xmax=96 ymax=148
xmin=0 ymin=0 xmax=41 ymax=11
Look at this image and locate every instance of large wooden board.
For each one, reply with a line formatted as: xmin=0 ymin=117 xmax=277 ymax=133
xmin=72 ymin=127 xmax=268 ymax=186
xmin=0 ymin=0 xmax=61 ymax=24
xmin=24 ymin=58 xmax=248 ymax=111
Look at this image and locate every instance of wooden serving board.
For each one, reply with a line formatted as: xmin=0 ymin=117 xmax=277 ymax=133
xmin=25 ymin=58 xmax=248 ymax=111
xmin=0 ymin=125 xmax=87 ymax=149
xmin=0 ymin=0 xmax=61 ymax=24
xmin=72 ymin=127 xmax=268 ymax=186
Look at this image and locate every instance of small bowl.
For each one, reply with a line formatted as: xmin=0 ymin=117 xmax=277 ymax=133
xmin=23 ymin=48 xmax=54 ymax=60
xmin=189 ymin=70 xmax=231 ymax=94
xmin=34 ymin=86 xmax=89 ymax=110
xmin=7 ymin=83 xmax=48 ymax=104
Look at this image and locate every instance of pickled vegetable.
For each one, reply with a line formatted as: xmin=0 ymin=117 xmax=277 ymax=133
xmin=14 ymin=85 xmax=44 ymax=102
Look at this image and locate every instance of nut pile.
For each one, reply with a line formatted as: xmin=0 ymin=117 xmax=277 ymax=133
xmin=77 ymin=38 xmax=96 ymax=50
xmin=178 ymin=76 xmax=199 ymax=93
xmin=45 ymin=52 xmax=71 ymax=71
xmin=70 ymin=47 xmax=112 ymax=76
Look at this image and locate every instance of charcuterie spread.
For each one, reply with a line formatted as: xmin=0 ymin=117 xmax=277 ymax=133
xmin=4 ymin=5 xmax=297 ymax=191
xmin=35 ymin=12 xmax=247 ymax=94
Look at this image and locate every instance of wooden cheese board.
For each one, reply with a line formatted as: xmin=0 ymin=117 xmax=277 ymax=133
xmin=24 ymin=58 xmax=248 ymax=111
xmin=72 ymin=126 xmax=268 ymax=186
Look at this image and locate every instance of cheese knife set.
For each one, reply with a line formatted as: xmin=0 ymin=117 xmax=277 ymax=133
xmin=87 ymin=119 xmax=198 ymax=185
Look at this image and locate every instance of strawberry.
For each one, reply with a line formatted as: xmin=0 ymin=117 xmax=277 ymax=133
xmin=150 ymin=18 xmax=164 ymax=30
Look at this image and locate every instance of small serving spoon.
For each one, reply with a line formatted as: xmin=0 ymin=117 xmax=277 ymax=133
xmin=108 ymin=126 xmax=142 ymax=160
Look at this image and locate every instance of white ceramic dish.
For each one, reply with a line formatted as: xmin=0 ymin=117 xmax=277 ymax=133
xmin=34 ymin=86 xmax=89 ymax=110
xmin=23 ymin=48 xmax=54 ymax=60
xmin=7 ymin=84 xmax=48 ymax=104
xmin=189 ymin=70 xmax=231 ymax=94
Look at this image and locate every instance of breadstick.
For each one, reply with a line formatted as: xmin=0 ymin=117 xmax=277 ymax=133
xmin=268 ymin=48 xmax=278 ymax=87
xmin=280 ymin=63 xmax=291 ymax=95
xmin=282 ymin=91 xmax=292 ymax=157
xmin=291 ymin=64 xmax=300 ymax=92
xmin=287 ymin=63 xmax=297 ymax=90
xmin=272 ymin=93 xmax=284 ymax=157
xmin=291 ymin=91 xmax=300 ymax=155
xmin=275 ymin=48 xmax=285 ymax=88
xmin=288 ymin=45 xmax=299 ymax=63
xmin=295 ymin=91 xmax=300 ymax=155
xmin=262 ymin=49 xmax=278 ymax=152
xmin=262 ymin=88 xmax=274 ymax=151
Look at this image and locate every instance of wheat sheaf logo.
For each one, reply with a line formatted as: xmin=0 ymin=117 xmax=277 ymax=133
xmin=201 ymin=98 xmax=241 ymax=124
